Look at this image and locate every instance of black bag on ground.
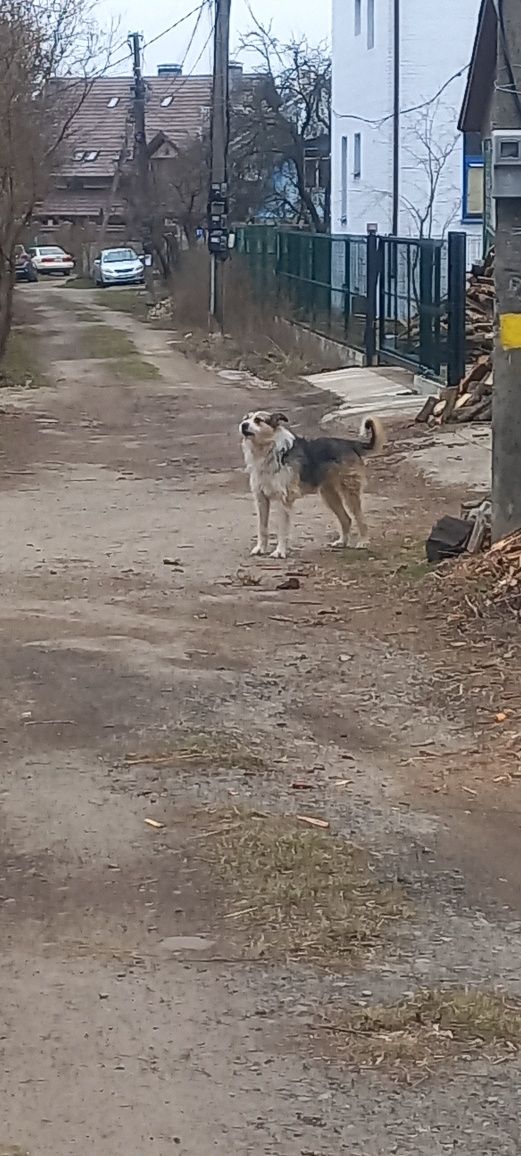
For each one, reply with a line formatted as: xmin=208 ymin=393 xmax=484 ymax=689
xmin=425 ymin=515 xmax=472 ymax=563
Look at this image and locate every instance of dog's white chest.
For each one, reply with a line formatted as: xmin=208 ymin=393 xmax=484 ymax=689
xmin=243 ymin=442 xmax=295 ymax=501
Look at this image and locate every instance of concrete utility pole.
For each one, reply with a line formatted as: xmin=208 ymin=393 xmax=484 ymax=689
xmin=391 ymin=0 xmax=400 ymax=236
xmin=492 ymin=0 xmax=521 ymax=540
xmin=129 ymin=31 xmax=154 ymax=293
xmin=208 ymin=0 xmax=231 ymax=331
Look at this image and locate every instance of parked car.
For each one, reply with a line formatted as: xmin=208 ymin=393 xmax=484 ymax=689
xmin=28 ymin=245 xmax=74 ymax=275
xmin=93 ymin=247 xmax=145 ymax=287
xmin=14 ymin=245 xmax=38 ymax=283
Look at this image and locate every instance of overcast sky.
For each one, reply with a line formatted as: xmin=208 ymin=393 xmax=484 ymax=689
xmin=100 ymin=0 xmax=330 ymax=77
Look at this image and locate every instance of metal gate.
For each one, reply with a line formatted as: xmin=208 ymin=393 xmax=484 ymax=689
xmin=375 ymin=233 xmax=466 ymax=384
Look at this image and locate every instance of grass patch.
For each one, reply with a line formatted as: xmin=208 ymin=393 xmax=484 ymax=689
xmin=318 ymin=988 xmax=521 ymax=1075
xmin=112 ymin=355 xmax=160 ymax=382
xmin=79 ymin=323 xmax=137 ymax=359
xmin=93 ymin=288 xmax=152 ymax=320
xmin=389 ymin=540 xmax=431 ymax=583
xmin=0 ymin=326 xmax=47 ymax=388
xmin=199 ymin=810 xmax=406 ymax=962
xmin=126 ymin=730 xmax=268 ymax=773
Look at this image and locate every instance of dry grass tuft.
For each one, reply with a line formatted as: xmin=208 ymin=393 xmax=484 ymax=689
xmin=317 ymin=988 xmax=521 ymax=1075
xmin=0 ymin=327 xmax=47 ymax=388
xmin=200 ymin=810 xmax=406 ymax=962
xmin=78 ymin=323 xmax=137 ymax=359
xmin=125 ymin=729 xmax=268 ymax=774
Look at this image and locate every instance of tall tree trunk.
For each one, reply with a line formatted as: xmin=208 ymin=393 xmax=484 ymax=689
xmin=0 ymin=257 xmax=15 ymax=360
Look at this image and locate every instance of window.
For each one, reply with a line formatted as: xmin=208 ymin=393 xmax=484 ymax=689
xmin=107 ymin=96 xmax=119 ymax=108
xmin=367 ymin=0 xmax=374 ymax=47
xmin=354 ymin=0 xmax=361 ymax=36
xmin=73 ymin=150 xmax=85 ymax=161
xmin=341 ymin=135 xmax=348 ymax=223
xmin=160 ymin=95 xmax=173 ymax=107
xmin=463 ymin=131 xmax=484 ymax=221
xmin=84 ymin=150 xmax=99 ymax=162
xmin=353 ymin=133 xmax=361 ymax=179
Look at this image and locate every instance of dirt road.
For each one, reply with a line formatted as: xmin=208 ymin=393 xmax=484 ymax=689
xmin=1 ymin=284 xmax=521 ymax=1155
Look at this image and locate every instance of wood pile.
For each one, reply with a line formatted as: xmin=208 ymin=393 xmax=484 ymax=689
xmin=464 ymin=528 xmax=521 ymax=614
xmin=416 ymin=247 xmax=494 ymax=426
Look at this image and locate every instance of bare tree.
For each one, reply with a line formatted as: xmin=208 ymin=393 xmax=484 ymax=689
xmin=0 ymin=0 xmax=113 ymax=358
xmin=233 ymin=25 xmax=331 ymax=230
xmin=400 ymin=99 xmax=461 ymax=239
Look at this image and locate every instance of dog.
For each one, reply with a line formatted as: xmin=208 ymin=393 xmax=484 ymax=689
xmin=240 ymin=410 xmax=385 ymax=559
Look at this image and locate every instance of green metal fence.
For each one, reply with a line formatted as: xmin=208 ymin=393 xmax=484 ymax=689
xmin=233 ymin=224 xmax=467 ymax=381
xmin=234 ymin=225 xmax=277 ymax=298
xmin=235 ymin=225 xmax=369 ymax=352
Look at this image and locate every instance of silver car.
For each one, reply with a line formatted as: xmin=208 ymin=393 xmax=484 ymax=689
xmin=93 ymin=247 xmax=145 ymax=287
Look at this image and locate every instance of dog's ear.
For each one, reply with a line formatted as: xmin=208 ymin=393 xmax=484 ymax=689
xmin=267 ymin=412 xmax=289 ymax=428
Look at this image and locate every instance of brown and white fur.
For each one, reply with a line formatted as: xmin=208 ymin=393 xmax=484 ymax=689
xmin=240 ymin=410 xmax=385 ymax=559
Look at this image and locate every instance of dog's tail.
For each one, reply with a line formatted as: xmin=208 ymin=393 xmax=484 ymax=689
xmin=358 ymin=415 xmax=385 ymax=455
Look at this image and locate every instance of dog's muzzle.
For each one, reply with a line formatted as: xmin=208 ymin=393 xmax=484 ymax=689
xmin=241 ymin=422 xmax=252 ymax=437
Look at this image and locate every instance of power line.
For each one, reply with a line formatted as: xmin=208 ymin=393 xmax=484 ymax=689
xmin=332 ymin=64 xmax=471 ymax=127
xmin=102 ymin=4 xmax=208 ymax=76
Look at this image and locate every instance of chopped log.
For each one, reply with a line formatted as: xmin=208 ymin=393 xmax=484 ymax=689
xmin=467 ymin=511 xmax=490 ymax=555
xmin=415 ymin=395 xmax=438 ymax=423
xmin=456 ymin=397 xmax=493 ymax=423
xmin=440 ymin=385 xmax=460 ymax=423
xmin=459 ymin=355 xmax=491 ymax=391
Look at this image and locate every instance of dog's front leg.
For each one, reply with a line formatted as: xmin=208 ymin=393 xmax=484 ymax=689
xmin=251 ymin=491 xmax=270 ymax=555
xmin=271 ymin=501 xmax=291 ymax=559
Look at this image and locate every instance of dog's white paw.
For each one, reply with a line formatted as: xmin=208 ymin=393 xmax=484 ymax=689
xmin=353 ymin=538 xmax=369 ymax=550
xmin=331 ymin=537 xmax=348 ymax=549
xmin=271 ymin=546 xmax=287 ymax=559
xmin=251 ymin=543 xmax=267 ymax=556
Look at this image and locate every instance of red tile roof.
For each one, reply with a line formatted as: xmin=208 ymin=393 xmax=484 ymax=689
xmin=52 ymin=74 xmax=213 ymax=179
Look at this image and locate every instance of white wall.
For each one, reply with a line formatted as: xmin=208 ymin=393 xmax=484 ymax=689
xmin=332 ymin=0 xmax=394 ymax=235
xmin=331 ymin=0 xmax=482 ymax=248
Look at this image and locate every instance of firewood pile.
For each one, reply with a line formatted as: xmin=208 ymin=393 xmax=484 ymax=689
xmin=416 ymin=248 xmax=494 ymax=427
xmin=464 ymin=528 xmax=521 ymax=614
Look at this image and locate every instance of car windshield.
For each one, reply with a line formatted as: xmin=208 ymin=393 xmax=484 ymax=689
xmin=40 ymin=247 xmax=65 ymax=255
xmin=103 ymin=249 xmax=138 ymax=263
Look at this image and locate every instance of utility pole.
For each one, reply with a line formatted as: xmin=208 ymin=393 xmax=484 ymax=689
xmin=391 ymin=0 xmax=400 ymax=236
xmin=129 ymin=31 xmax=154 ymax=294
xmin=208 ymin=0 xmax=231 ymax=332
xmin=492 ymin=0 xmax=521 ymax=540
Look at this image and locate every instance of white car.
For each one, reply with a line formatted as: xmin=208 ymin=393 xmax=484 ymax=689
xmin=28 ymin=245 xmax=75 ymax=275
xmin=93 ymin=248 xmax=145 ymax=287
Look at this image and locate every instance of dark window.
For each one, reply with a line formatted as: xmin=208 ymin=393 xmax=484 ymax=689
xmin=355 ymin=0 xmax=361 ymax=36
xmin=367 ymin=0 xmax=374 ymax=48
xmin=354 ymin=133 xmax=361 ymax=179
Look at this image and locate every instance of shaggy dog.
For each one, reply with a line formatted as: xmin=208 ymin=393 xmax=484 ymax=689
xmin=240 ymin=410 xmax=385 ymax=559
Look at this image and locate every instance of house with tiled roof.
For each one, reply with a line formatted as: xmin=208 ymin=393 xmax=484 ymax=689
xmin=35 ymin=68 xmax=215 ymax=231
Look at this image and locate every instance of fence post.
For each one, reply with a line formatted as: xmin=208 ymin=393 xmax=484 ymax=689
xmin=343 ymin=237 xmax=351 ymax=340
xmin=365 ymin=232 xmax=378 ymax=366
xmin=447 ymin=231 xmax=467 ymax=387
xmin=419 ymin=240 xmax=436 ymax=373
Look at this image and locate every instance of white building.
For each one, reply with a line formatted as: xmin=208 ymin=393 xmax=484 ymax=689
xmin=331 ymin=0 xmax=483 ymax=257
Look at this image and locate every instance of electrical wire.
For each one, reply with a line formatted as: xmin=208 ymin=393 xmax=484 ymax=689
xmin=101 ymin=4 xmax=209 ymax=76
xmin=332 ymin=64 xmax=471 ymax=127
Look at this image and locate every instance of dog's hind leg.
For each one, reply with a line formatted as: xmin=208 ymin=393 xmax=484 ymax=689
xmin=251 ymin=491 xmax=270 ymax=555
xmin=271 ymin=501 xmax=292 ymax=558
xmin=342 ymin=476 xmax=369 ymax=547
xmin=320 ymin=483 xmax=353 ymax=548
